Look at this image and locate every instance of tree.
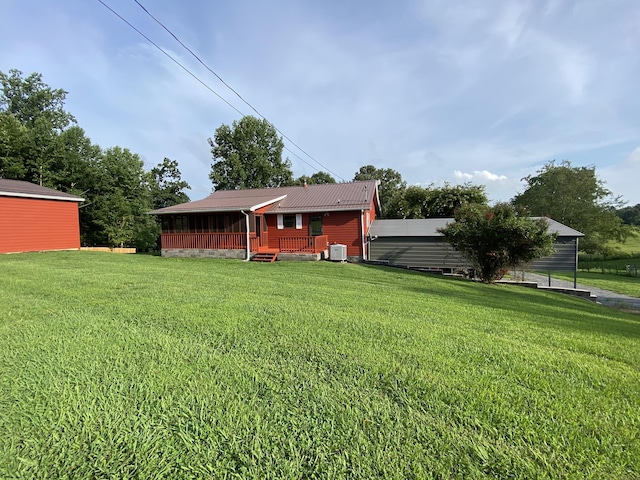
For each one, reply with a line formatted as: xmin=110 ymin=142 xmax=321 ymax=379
xmin=0 ymin=69 xmax=75 ymax=131
xmin=149 ymin=157 xmax=190 ymax=210
xmin=512 ymin=160 xmax=628 ymax=254
xmin=617 ymin=204 xmax=640 ymax=226
xmin=0 ymin=112 xmax=29 ymax=178
xmin=0 ymin=69 xmax=77 ymax=186
xmin=439 ymin=203 xmax=555 ymax=283
xmin=353 ymin=165 xmax=406 ymax=218
xmin=83 ymin=147 xmax=156 ymax=250
xmin=49 ymin=126 xmax=101 ymax=194
xmin=401 ymin=183 xmax=488 ymax=218
xmin=295 ymin=171 xmax=336 ymax=185
xmin=208 ymin=116 xmax=293 ymax=190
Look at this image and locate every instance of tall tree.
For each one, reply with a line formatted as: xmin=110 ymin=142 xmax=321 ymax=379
xmin=353 ymin=165 xmax=406 ymax=218
xmin=149 ymin=157 xmax=190 ymax=210
xmin=0 ymin=112 xmax=29 ymax=178
xmin=49 ymin=126 xmax=101 ymax=195
xmin=295 ymin=171 xmax=336 ymax=185
xmin=512 ymin=160 xmax=628 ymax=254
xmin=0 ymin=69 xmax=77 ymax=186
xmin=0 ymin=69 xmax=75 ymax=130
xmin=439 ymin=203 xmax=555 ymax=283
xmin=83 ymin=147 xmax=156 ymax=250
xmin=209 ymin=116 xmax=293 ymax=190
xmin=401 ymin=183 xmax=488 ymax=218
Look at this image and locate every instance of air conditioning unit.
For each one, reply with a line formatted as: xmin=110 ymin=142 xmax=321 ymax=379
xmin=329 ymin=244 xmax=347 ymax=262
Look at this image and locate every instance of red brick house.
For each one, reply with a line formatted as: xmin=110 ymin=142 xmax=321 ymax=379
xmin=150 ymin=181 xmax=381 ymax=261
xmin=0 ymin=179 xmax=84 ymax=254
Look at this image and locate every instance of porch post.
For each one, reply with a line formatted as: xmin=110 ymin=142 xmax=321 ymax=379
xmin=241 ymin=210 xmax=250 ymax=261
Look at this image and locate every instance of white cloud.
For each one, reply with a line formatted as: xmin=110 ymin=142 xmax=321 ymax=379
xmin=454 ymin=170 xmax=507 ymax=182
xmin=453 ymin=170 xmax=473 ymax=180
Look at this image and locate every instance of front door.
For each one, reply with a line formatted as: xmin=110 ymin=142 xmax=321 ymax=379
xmin=309 ymin=215 xmax=323 ymax=236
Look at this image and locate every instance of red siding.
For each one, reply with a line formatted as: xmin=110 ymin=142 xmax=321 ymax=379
xmin=0 ymin=197 xmax=81 ymax=254
xmin=265 ymin=210 xmax=364 ymax=257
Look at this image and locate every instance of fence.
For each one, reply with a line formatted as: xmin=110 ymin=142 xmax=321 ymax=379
xmin=81 ymin=247 xmax=137 ymax=254
xmin=579 ymin=252 xmax=639 ymax=277
xmin=580 ymin=263 xmax=638 ymax=277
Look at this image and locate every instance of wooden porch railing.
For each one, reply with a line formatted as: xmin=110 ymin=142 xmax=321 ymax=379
xmin=279 ymin=235 xmax=328 ymax=253
xmin=161 ymin=233 xmax=329 ymax=254
xmin=161 ymin=233 xmax=247 ymax=250
xmin=250 ymin=236 xmax=260 ymax=252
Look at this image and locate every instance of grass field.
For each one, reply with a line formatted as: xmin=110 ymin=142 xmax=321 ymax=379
xmin=557 ymin=271 xmax=640 ymax=298
xmin=605 ymin=228 xmax=640 ymax=255
xmin=1 ymin=252 xmax=639 ymax=479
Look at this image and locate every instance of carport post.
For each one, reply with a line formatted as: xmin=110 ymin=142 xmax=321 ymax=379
xmin=574 ymin=237 xmax=579 ymax=289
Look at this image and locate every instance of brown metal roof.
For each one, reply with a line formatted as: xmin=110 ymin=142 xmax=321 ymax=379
xmin=149 ymin=181 xmax=380 ymax=215
xmin=0 ymin=179 xmax=84 ymax=202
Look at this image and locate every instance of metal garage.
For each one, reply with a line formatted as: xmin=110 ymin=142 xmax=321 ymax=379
xmin=368 ymin=217 xmax=584 ymax=275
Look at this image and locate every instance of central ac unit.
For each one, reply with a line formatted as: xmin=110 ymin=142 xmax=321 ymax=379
xmin=329 ymin=244 xmax=347 ymax=262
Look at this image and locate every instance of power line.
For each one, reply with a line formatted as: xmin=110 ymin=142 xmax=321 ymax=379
xmin=132 ymin=0 xmax=345 ymax=181
xmin=96 ymin=0 xmax=243 ymax=117
xmin=96 ymin=0 xmax=331 ymax=177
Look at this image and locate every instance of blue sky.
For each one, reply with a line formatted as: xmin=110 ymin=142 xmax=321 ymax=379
xmin=2 ymin=0 xmax=639 ymax=204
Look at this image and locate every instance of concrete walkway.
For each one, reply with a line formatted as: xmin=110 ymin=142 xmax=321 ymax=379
xmin=521 ymin=272 xmax=640 ymax=313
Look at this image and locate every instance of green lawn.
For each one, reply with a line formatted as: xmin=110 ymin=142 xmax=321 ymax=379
xmin=605 ymin=228 xmax=640 ymax=255
xmin=557 ymin=271 xmax=640 ymax=298
xmin=1 ymin=252 xmax=639 ymax=479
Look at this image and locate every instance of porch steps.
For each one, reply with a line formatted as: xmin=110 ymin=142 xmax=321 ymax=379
xmin=252 ymin=252 xmax=278 ymax=263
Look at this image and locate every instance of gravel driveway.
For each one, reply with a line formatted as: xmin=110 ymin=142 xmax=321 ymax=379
xmin=521 ymin=272 xmax=640 ymax=313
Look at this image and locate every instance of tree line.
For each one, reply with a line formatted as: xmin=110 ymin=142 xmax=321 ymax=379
xmin=1 ymin=69 xmax=190 ymax=250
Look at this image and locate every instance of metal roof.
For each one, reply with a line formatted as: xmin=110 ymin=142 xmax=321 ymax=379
xmin=0 ymin=179 xmax=84 ymax=202
xmin=149 ymin=181 xmax=380 ymax=215
xmin=370 ymin=217 xmax=584 ymax=238
xmin=533 ymin=217 xmax=585 ymax=237
xmin=369 ymin=218 xmax=454 ymax=237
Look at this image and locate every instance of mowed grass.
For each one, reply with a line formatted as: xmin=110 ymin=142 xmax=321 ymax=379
xmin=557 ymin=271 xmax=640 ymax=298
xmin=606 ymin=228 xmax=640 ymax=255
xmin=1 ymin=253 xmax=639 ymax=479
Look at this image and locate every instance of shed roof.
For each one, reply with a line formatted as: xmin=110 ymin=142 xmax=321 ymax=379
xmin=0 ymin=179 xmax=84 ymax=202
xmin=369 ymin=217 xmax=584 ymax=238
xmin=149 ymin=181 xmax=380 ymax=215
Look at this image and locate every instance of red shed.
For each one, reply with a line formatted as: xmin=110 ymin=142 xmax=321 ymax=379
xmin=150 ymin=181 xmax=381 ymax=262
xmin=0 ymin=179 xmax=84 ymax=254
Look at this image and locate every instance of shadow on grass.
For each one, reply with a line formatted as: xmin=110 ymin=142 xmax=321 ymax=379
xmin=359 ymin=263 xmax=640 ymax=340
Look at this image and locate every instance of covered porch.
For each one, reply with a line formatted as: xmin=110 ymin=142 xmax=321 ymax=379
xmin=160 ymin=232 xmax=329 ymax=255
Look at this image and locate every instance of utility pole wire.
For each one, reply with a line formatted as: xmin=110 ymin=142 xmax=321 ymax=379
xmin=132 ymin=0 xmax=345 ymax=182
xmin=96 ymin=0 xmax=331 ymax=175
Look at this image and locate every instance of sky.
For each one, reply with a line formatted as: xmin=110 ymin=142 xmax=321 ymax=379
xmin=1 ymin=0 xmax=639 ymax=205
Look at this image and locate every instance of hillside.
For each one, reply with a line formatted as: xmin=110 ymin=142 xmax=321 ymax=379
xmin=1 ymin=252 xmax=638 ymax=478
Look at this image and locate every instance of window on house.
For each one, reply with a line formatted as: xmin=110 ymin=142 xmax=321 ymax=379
xmin=283 ymin=215 xmax=296 ymax=228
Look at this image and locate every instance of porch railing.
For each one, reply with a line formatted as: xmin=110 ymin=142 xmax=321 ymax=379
xmin=161 ymin=233 xmax=246 ymax=250
xmin=279 ymin=235 xmax=328 ymax=253
xmin=161 ymin=233 xmax=329 ymax=254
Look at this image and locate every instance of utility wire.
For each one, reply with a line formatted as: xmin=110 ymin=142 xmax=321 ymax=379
xmin=96 ymin=0 xmax=243 ymax=117
xmin=96 ymin=0 xmax=329 ymax=176
xmin=132 ymin=0 xmax=345 ymax=182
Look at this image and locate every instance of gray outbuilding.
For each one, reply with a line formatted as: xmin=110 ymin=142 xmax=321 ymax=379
xmin=368 ymin=217 xmax=584 ymax=276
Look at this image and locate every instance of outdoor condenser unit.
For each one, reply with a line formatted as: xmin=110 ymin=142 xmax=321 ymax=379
xmin=329 ymin=244 xmax=347 ymax=262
